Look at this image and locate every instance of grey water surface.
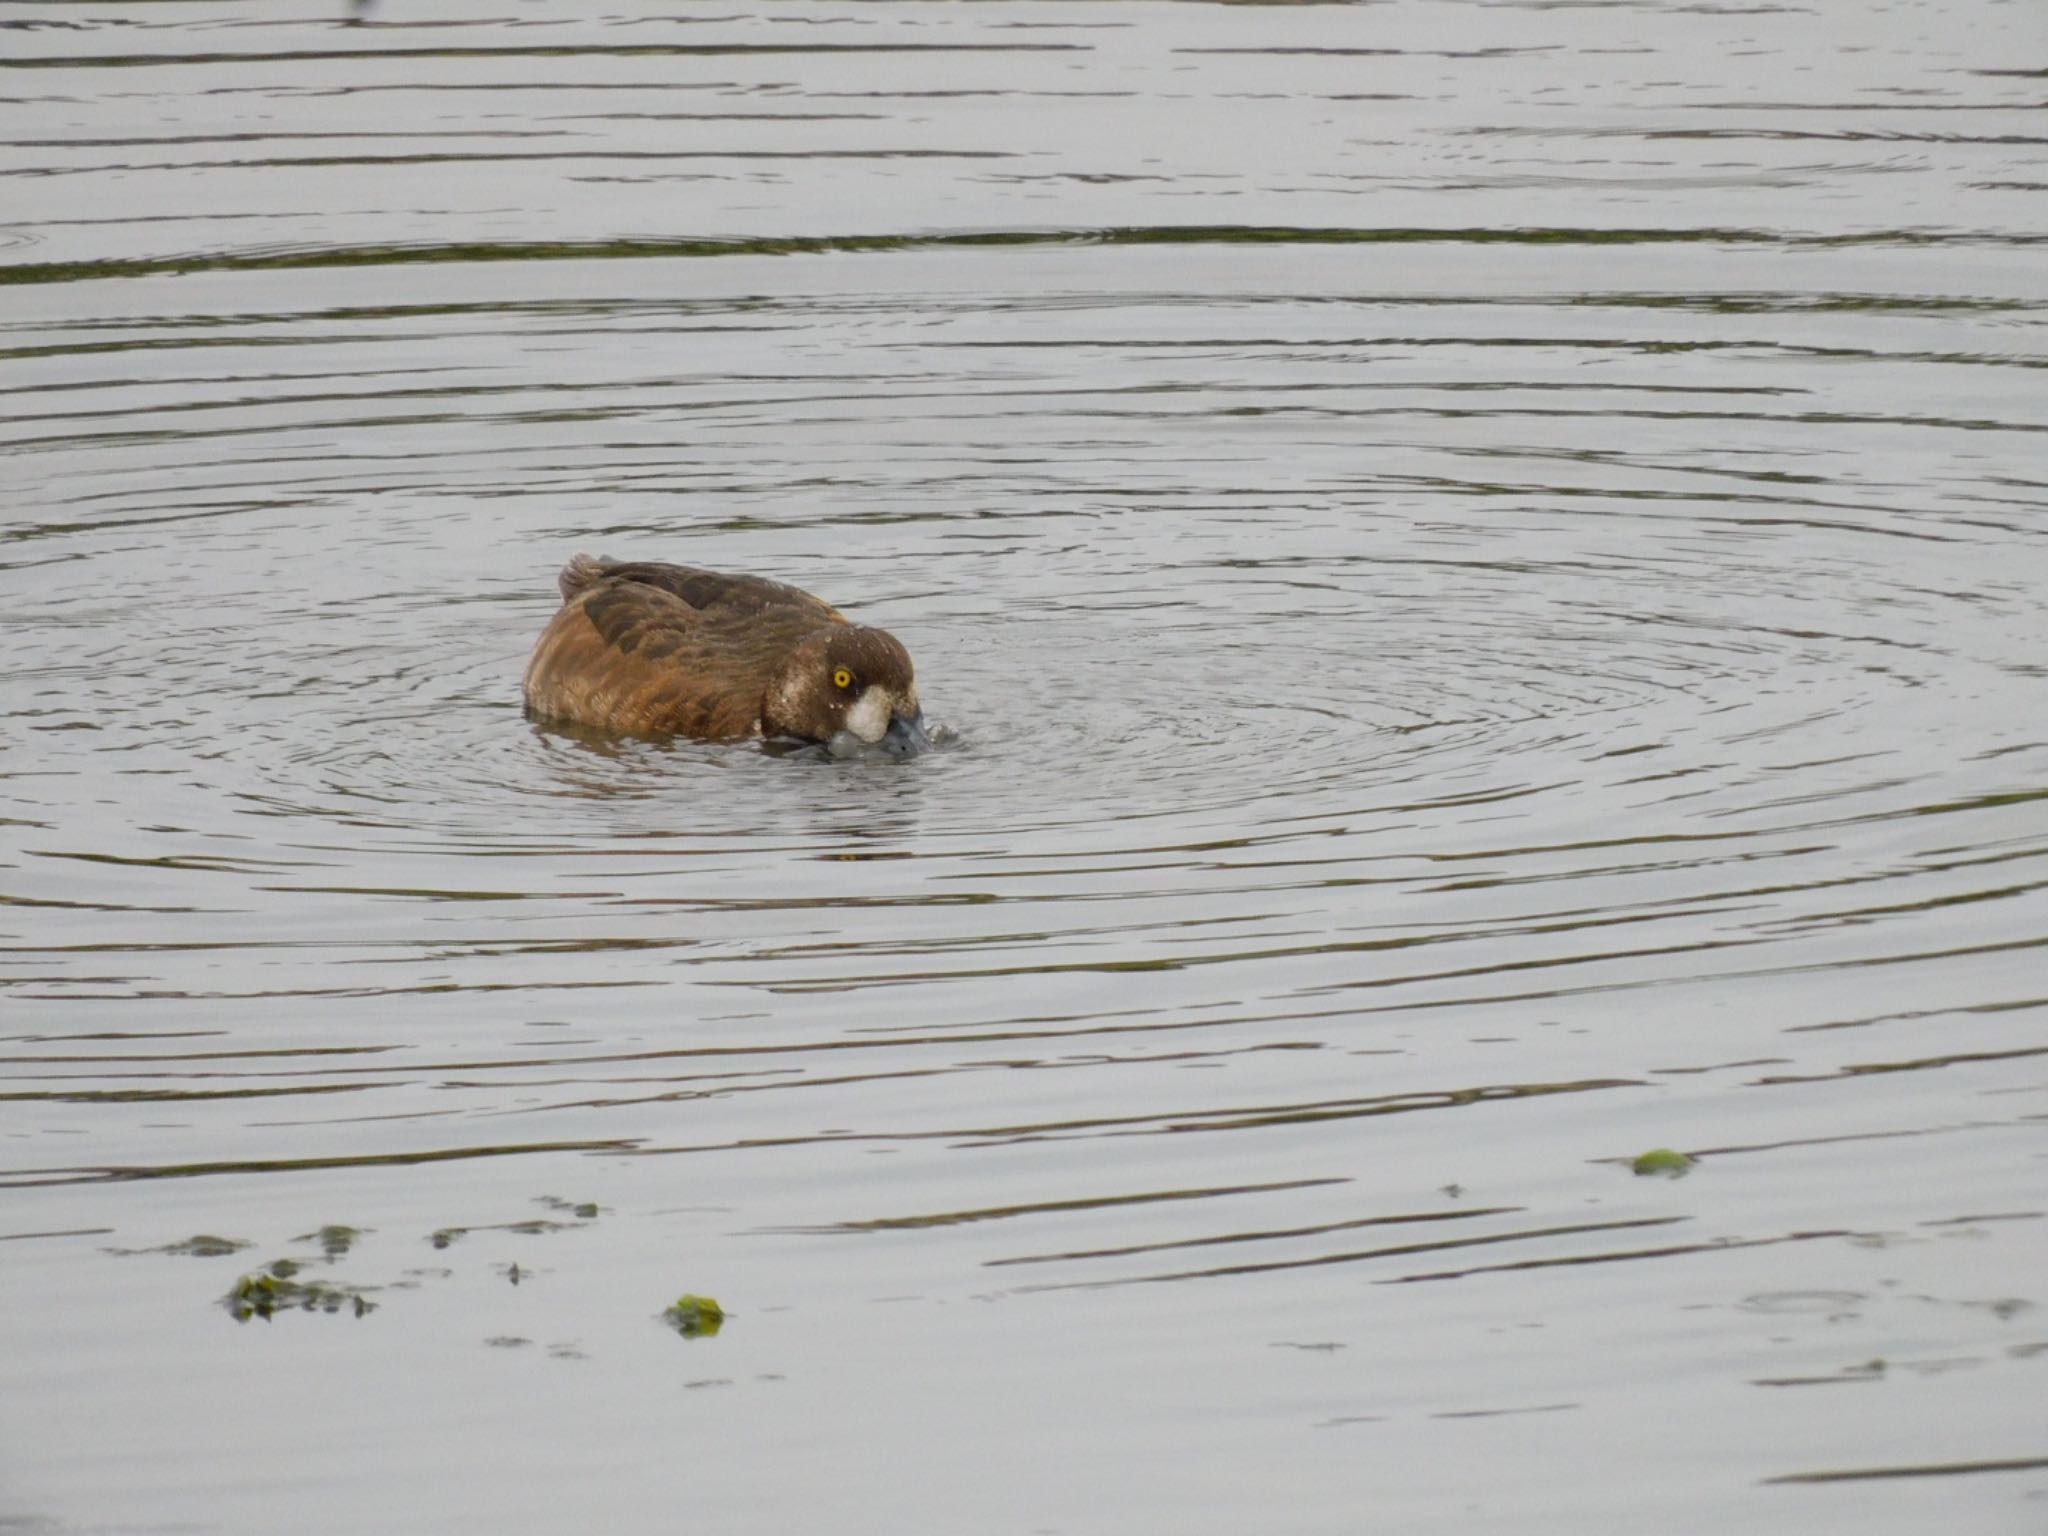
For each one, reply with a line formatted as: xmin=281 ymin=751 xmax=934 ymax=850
xmin=3 ymin=1 xmax=2047 ymax=1532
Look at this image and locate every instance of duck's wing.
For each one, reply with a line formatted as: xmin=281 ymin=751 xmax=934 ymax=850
xmin=524 ymin=562 xmax=840 ymax=738
xmin=561 ymin=556 xmax=845 ymax=626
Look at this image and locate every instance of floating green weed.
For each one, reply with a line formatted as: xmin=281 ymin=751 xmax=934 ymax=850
xmin=225 ymin=1270 xmax=377 ymax=1322
xmin=664 ymin=1295 xmax=726 ymax=1339
xmin=1632 ymin=1148 xmax=1697 ymax=1178
xmin=111 ymin=1234 xmax=253 ymax=1258
xmin=431 ymin=1217 xmax=578 ymax=1249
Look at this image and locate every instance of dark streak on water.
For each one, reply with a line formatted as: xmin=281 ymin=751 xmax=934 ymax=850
xmin=2 ymin=0 xmax=2046 ymax=1532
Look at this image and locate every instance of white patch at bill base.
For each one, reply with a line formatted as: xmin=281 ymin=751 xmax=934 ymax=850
xmin=844 ymin=686 xmax=892 ymax=744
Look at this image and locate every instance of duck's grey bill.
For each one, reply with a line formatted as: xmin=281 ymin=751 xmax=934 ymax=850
xmin=883 ymin=710 xmax=933 ymax=759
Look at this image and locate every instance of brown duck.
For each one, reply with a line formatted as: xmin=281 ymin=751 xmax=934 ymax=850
xmin=524 ymin=554 xmax=931 ymax=757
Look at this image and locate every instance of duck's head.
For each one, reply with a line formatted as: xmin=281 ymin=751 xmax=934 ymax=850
xmin=764 ymin=626 xmax=930 ymax=759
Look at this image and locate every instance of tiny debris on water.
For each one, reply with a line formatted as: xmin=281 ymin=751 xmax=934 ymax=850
xmin=293 ymin=1224 xmax=366 ymax=1260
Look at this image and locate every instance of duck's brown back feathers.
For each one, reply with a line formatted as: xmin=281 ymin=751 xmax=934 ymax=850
xmin=560 ymin=554 xmax=844 ymax=625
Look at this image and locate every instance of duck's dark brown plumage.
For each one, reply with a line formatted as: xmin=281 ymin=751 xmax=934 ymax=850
xmin=523 ymin=554 xmax=927 ymax=753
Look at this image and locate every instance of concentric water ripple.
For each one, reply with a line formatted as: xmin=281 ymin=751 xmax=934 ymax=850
xmin=11 ymin=270 xmax=2037 ymax=862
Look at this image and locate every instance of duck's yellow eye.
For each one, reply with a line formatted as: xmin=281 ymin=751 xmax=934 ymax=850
xmin=833 ymin=668 xmax=853 ymax=690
